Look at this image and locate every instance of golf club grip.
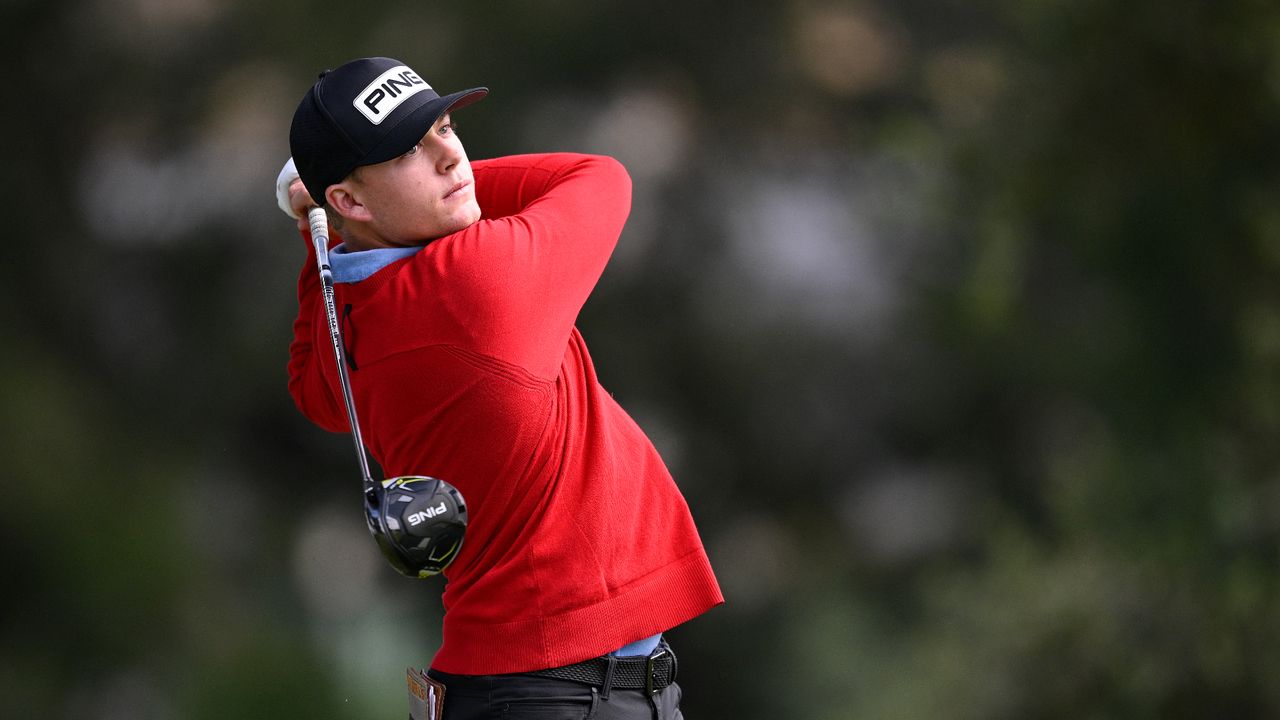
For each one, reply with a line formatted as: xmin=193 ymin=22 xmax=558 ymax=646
xmin=307 ymin=207 xmax=330 ymax=277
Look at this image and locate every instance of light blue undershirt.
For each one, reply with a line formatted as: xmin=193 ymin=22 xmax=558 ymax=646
xmin=611 ymin=633 xmax=663 ymax=658
xmin=329 ymin=243 xmax=665 ymax=660
xmin=329 ymin=243 xmax=421 ymax=283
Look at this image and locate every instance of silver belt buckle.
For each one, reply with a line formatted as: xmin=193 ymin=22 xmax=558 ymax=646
xmin=644 ymin=647 xmax=669 ymax=694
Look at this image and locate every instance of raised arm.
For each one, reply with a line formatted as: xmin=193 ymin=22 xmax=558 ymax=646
xmin=440 ymin=153 xmax=633 ymax=376
xmin=285 ymin=220 xmax=353 ymax=433
xmin=275 ymin=158 xmax=351 ymax=432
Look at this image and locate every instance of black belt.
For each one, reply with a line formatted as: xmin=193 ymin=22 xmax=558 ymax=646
xmin=528 ymin=645 xmax=677 ymax=694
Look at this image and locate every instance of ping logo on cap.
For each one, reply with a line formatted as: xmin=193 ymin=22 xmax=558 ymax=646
xmin=353 ymin=65 xmax=430 ymax=124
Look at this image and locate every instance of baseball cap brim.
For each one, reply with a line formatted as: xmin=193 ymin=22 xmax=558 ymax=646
xmin=360 ymin=87 xmax=488 ymax=168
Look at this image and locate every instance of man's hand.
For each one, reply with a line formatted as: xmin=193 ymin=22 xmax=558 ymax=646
xmin=275 ymin=157 xmax=316 ymax=231
xmin=288 ymin=178 xmax=315 ymax=232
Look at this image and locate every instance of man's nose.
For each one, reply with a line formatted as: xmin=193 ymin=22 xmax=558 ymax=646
xmin=434 ymin=138 xmax=461 ymax=174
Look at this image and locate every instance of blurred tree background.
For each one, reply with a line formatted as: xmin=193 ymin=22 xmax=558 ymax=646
xmin=4 ymin=0 xmax=1280 ymax=718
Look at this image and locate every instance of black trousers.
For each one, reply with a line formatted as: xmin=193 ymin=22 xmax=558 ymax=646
xmin=429 ymin=657 xmax=684 ymax=720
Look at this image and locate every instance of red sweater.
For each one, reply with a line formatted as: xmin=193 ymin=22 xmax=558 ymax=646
xmin=288 ymin=153 xmax=722 ymax=675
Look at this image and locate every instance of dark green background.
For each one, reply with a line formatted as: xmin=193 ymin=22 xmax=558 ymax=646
xmin=5 ymin=1 xmax=1280 ymax=718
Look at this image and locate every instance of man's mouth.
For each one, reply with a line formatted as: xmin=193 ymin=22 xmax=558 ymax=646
xmin=444 ymin=180 xmax=471 ymax=200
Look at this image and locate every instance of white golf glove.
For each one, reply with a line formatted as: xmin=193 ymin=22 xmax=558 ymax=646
xmin=275 ymin=157 xmax=302 ymax=219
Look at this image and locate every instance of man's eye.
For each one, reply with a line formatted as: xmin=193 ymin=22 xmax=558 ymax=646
xmin=402 ymin=143 xmax=420 ymax=158
xmin=439 ymin=121 xmax=456 ymax=136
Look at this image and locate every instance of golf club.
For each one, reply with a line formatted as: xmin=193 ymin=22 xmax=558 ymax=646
xmin=308 ymin=206 xmax=467 ymax=578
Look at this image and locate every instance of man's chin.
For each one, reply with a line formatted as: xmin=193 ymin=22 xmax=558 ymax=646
xmin=421 ymin=212 xmax=482 ymax=243
xmin=455 ymin=204 xmax=483 ymax=231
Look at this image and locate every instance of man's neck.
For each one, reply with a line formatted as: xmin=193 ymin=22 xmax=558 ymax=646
xmin=340 ymin=225 xmax=423 ymax=252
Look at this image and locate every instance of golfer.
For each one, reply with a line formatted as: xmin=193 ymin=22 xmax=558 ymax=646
xmin=277 ymin=56 xmax=723 ymax=719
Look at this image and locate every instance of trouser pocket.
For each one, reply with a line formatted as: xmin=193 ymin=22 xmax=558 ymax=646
xmin=500 ymin=696 xmax=593 ymax=720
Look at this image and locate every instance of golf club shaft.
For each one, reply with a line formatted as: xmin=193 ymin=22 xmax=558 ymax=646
xmin=308 ymin=207 xmax=375 ymax=487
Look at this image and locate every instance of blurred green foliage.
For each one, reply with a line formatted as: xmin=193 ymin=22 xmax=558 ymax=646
xmin=3 ymin=0 xmax=1280 ymax=718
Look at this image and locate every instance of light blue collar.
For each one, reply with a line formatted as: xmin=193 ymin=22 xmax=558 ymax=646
xmin=330 ymin=243 xmax=423 ymax=283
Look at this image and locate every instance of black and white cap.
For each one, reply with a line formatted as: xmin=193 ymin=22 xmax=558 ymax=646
xmin=289 ymin=57 xmax=487 ymax=206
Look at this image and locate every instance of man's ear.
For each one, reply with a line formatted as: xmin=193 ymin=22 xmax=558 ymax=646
xmin=326 ymin=181 xmax=374 ymax=223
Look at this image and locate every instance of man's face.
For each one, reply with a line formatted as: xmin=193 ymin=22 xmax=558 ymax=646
xmin=346 ymin=113 xmax=481 ymax=247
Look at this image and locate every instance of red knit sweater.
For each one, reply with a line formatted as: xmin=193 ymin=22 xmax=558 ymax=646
xmin=288 ymin=153 xmax=722 ymax=675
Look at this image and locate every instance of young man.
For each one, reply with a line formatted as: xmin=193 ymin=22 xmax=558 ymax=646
xmin=277 ymin=57 xmax=723 ymax=719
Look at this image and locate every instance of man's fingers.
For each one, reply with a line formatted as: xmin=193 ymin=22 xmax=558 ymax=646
xmin=289 ymin=179 xmax=315 ymax=218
